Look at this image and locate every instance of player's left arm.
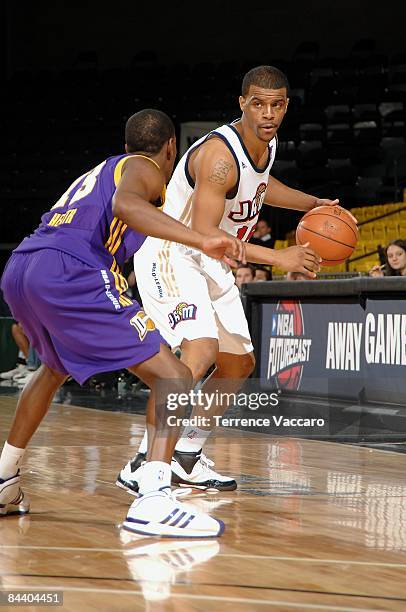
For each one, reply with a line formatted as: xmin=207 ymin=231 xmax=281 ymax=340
xmin=264 ymin=174 xmax=339 ymax=211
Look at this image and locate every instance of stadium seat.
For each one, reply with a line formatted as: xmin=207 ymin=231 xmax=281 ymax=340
xmin=274 ymin=240 xmax=289 ymax=250
xmin=353 ymin=177 xmax=383 ymax=204
xmin=296 ymin=140 xmax=327 ymax=168
xmin=277 ymin=140 xmax=296 ymax=160
xmin=373 ymin=225 xmax=386 ymax=240
xmin=327 ymin=158 xmax=358 ymax=185
xmin=363 ymin=240 xmax=379 ymax=254
xmin=299 ymin=123 xmax=325 ymax=141
xmin=358 ymin=225 xmax=373 ymax=239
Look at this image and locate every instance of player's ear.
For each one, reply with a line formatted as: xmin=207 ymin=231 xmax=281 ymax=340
xmin=167 ymin=137 xmax=176 ymax=161
xmin=125 ymin=143 xmax=129 ymax=153
xmin=239 ymin=95 xmax=246 ymax=113
xmin=285 ymin=98 xmax=290 ymax=113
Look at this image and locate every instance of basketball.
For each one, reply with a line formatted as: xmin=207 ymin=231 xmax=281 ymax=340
xmin=296 ymin=205 xmax=359 ymax=266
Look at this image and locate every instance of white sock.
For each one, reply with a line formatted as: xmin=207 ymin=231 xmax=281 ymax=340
xmin=0 ymin=441 xmax=25 ymax=480
xmin=175 ymin=426 xmax=211 ymax=453
xmin=138 ymin=431 xmax=148 ymax=454
xmin=139 ymin=461 xmax=171 ymax=495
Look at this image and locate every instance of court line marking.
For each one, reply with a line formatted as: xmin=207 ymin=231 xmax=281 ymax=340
xmin=0 ymin=585 xmax=387 ymax=610
xmin=23 ymin=471 xmax=406 ymax=498
xmin=2 ymin=546 xmax=406 ymax=568
xmin=290 ymin=435 xmax=406 ymax=458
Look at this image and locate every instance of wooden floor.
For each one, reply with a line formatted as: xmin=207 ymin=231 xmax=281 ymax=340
xmin=1 ymin=394 xmax=406 ymax=611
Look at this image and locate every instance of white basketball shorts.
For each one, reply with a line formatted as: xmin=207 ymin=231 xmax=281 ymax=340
xmin=134 ymin=238 xmax=253 ymax=355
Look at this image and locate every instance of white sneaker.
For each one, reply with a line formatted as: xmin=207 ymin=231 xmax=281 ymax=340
xmin=117 ymin=450 xmax=237 ymax=494
xmin=122 ymin=488 xmax=224 ymax=538
xmin=12 ymin=366 xmax=31 ymax=381
xmin=0 ymin=472 xmax=30 ymax=516
xmin=0 ymin=364 xmax=27 ymax=380
xmin=15 ymin=371 xmax=36 ymax=387
xmin=171 ymin=451 xmax=237 ymax=492
xmin=116 ymin=452 xmax=145 ymax=495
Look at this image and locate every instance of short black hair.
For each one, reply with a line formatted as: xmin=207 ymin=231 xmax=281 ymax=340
xmin=242 ymin=65 xmax=290 ymax=97
xmin=125 ymin=109 xmax=175 ymax=154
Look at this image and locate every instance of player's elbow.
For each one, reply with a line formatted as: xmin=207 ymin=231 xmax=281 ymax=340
xmin=112 ymin=192 xmax=140 ymax=223
xmin=111 ymin=193 xmax=126 ymax=219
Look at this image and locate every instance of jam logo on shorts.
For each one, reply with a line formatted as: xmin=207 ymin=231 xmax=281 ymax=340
xmin=168 ymin=302 xmax=197 ymax=329
xmin=130 ymin=310 xmax=156 ymax=341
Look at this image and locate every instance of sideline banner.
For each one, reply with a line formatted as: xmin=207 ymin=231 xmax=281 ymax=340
xmin=259 ymin=298 xmax=406 ymax=403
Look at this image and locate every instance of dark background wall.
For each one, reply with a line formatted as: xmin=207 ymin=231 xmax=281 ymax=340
xmin=4 ymin=1 xmax=406 ymax=74
xmin=1 ymin=0 xmax=406 ymax=273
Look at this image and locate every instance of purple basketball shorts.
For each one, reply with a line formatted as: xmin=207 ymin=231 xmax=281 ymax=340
xmin=1 ymin=249 xmax=165 ymax=384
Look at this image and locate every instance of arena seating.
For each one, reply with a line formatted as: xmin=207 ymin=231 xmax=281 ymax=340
xmin=1 ymin=40 xmax=406 ymax=259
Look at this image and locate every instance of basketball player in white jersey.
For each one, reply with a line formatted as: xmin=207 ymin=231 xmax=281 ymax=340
xmin=117 ymin=66 xmax=338 ymax=494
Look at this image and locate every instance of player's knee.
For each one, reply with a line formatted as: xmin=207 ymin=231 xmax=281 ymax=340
xmin=167 ymin=360 xmax=193 ymax=390
xmin=181 ymin=340 xmax=218 ymax=383
xmin=239 ymin=352 xmax=255 ymax=378
xmin=189 ymin=357 xmax=215 ymax=383
xmin=173 ymin=360 xmax=193 ymax=382
xmin=216 ymin=352 xmax=255 ymax=379
xmin=39 ymin=364 xmax=68 ymax=386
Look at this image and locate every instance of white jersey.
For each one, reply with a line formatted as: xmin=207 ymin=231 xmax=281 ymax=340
xmin=134 ymin=122 xmax=276 ymax=353
xmin=163 ymin=122 xmax=277 ymax=242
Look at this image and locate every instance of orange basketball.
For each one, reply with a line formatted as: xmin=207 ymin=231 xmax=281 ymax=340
xmin=296 ymin=206 xmax=358 ymax=266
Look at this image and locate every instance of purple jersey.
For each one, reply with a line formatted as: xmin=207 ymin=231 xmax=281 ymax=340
xmin=2 ymin=154 xmax=167 ymax=383
xmin=15 ymin=154 xmax=164 ymax=303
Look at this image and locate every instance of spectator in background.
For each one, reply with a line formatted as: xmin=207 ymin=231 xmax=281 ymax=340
xmin=14 ymin=346 xmax=41 ymax=387
xmin=0 ymin=322 xmax=29 ymax=381
xmin=254 ymin=266 xmax=272 ymax=281
xmin=250 ymin=218 xmax=274 ymax=249
xmin=0 ymin=321 xmax=41 ymax=385
xmin=369 ymin=239 xmax=406 ymax=277
xmin=235 ymin=264 xmax=255 ymax=290
xmin=286 ymin=271 xmax=310 ymax=280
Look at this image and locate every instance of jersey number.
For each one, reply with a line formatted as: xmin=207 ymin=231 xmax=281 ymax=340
xmin=237 ymin=225 xmax=256 ymax=242
xmin=51 ymin=161 xmax=106 ymax=210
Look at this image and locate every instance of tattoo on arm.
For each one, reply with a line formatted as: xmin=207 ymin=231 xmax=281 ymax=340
xmin=208 ymin=158 xmax=233 ymax=184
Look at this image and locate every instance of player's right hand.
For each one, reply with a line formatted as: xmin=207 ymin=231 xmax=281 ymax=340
xmin=276 ymin=243 xmax=321 ymax=278
xmin=223 ymin=236 xmax=246 ymax=266
xmin=201 ymin=234 xmax=246 ymax=263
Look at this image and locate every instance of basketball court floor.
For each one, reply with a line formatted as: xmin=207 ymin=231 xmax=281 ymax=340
xmin=1 ymin=385 xmax=406 ymax=611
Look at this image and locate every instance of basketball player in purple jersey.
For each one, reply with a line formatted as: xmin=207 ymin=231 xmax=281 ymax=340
xmin=0 ymin=109 xmax=242 ymax=538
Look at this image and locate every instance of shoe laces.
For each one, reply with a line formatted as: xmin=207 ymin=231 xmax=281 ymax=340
xmin=160 ymin=486 xmax=193 ymax=500
xmin=199 ymin=453 xmax=215 ymax=470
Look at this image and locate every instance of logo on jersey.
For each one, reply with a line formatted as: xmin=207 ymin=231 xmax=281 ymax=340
xmin=267 ymin=301 xmax=312 ymax=391
xmin=228 ymin=182 xmax=267 ymax=222
xmin=168 ymin=302 xmax=197 ymax=329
